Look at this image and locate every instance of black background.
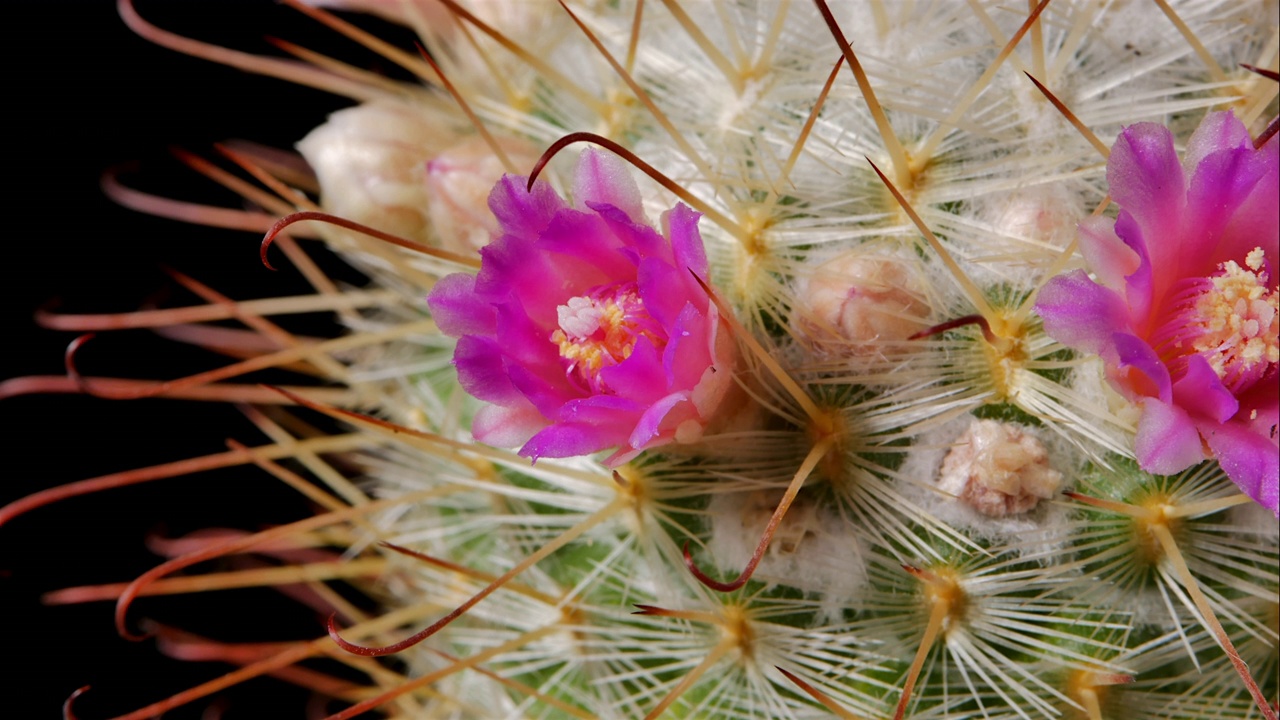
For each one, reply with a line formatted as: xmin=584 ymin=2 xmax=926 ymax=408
xmin=3 ymin=2 xmax=408 ymax=716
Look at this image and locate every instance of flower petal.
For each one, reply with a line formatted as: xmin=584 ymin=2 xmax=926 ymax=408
xmin=573 ymin=147 xmax=644 ymax=223
xmin=637 ymin=257 xmax=689 ymax=329
xmin=519 ymin=423 xmax=612 ymax=462
xmin=598 ymin=336 xmax=667 ymax=403
xmin=473 ymin=402 xmax=546 ymax=449
xmin=507 ymin=362 xmax=579 ymax=418
xmin=1219 ymin=132 xmax=1280 ymax=270
xmin=427 ymin=273 xmax=496 ymax=337
xmin=1108 ymin=123 xmax=1186 ymax=289
xmin=1202 ymin=419 xmax=1280 ymax=516
xmin=1183 ymin=110 xmax=1251 ymax=172
xmin=453 ymin=335 xmax=521 ymax=404
xmin=476 ymin=233 xmax=575 ymax=328
xmin=1113 ymin=332 xmax=1172 ymax=402
xmin=536 ymin=218 xmax=631 ymax=280
xmin=535 ymin=210 xmax=630 ymax=289
xmin=520 ymin=395 xmax=641 ymax=461
xmin=587 ymin=202 xmax=667 ymax=264
xmin=1235 ymin=375 xmax=1280 ymax=436
xmin=666 ymin=203 xmax=709 ymax=281
xmin=1035 ymin=270 xmax=1130 ymax=356
xmin=1134 ymin=397 xmax=1205 ymax=475
xmin=487 ymin=174 xmax=565 ymax=240
xmin=1078 ymin=216 xmax=1139 ymax=292
xmin=1180 ymin=144 xmax=1269 ymax=278
xmin=629 ymin=391 xmax=692 ymax=450
xmin=1111 ymin=211 xmax=1155 ymax=325
xmin=1171 ymin=354 xmax=1238 ymax=425
xmin=664 ymin=303 xmax=715 ymax=389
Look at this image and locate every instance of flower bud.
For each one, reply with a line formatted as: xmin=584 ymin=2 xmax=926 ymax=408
xmin=794 ymin=250 xmax=930 ymax=354
xmin=297 ymin=101 xmax=450 ymax=244
xmin=425 ymin=136 xmax=541 ymax=255
xmin=937 ymin=419 xmax=1062 ymax=516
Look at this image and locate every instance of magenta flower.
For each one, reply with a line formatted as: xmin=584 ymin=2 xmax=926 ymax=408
xmin=427 ymin=149 xmax=734 ymax=466
xmin=1037 ymin=111 xmax=1278 ymax=514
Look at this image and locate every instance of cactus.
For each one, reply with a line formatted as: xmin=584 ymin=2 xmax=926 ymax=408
xmin=5 ymin=1 xmax=1277 ymax=718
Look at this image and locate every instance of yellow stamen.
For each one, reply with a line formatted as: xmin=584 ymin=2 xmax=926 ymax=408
xmin=1191 ymin=249 xmax=1279 ymax=378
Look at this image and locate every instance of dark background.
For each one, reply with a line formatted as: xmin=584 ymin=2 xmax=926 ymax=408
xmin=3 ymin=2 xmax=411 ymax=716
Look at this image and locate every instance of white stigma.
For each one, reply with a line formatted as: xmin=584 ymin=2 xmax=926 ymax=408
xmin=557 ymin=296 xmax=605 ymax=340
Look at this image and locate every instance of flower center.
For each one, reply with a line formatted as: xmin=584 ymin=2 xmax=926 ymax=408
xmin=551 ymin=283 xmax=662 ymax=386
xmin=1187 ymin=247 xmax=1278 ymax=386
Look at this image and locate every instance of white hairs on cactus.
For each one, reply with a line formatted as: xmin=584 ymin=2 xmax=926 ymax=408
xmin=5 ymin=1 xmax=1277 ymax=719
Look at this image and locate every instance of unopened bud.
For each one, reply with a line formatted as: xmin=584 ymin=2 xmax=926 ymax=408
xmin=938 ymin=419 xmax=1062 ymax=516
xmin=297 ymin=101 xmax=449 ymax=244
xmin=795 ymin=251 xmax=930 ymax=354
xmin=426 ymin=136 xmax=541 ymax=254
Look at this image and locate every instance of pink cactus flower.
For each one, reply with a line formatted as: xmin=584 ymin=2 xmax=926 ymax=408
xmin=1037 ymin=111 xmax=1278 ymax=514
xmin=427 ymin=149 xmax=734 ymax=466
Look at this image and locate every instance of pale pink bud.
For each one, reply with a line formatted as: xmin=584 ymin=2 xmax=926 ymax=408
xmin=795 ymin=251 xmax=930 ymax=354
xmin=296 ymin=102 xmax=450 ymax=244
xmin=425 ymin=136 xmax=541 ymax=255
xmin=937 ymin=420 xmax=1063 ymax=516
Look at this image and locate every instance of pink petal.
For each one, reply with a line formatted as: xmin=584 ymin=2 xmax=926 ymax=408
xmin=602 ymin=446 xmax=644 ymax=467
xmin=663 ymin=304 xmax=715 ymax=389
xmin=665 ymin=203 xmax=710 ymax=282
xmin=629 ymin=392 xmax=691 ymax=450
xmin=427 ymin=273 xmax=495 ymax=336
xmin=557 ymin=394 xmax=646 ymax=424
xmin=573 ymin=148 xmax=644 ymax=223
xmin=488 ymin=175 xmax=565 ymax=240
xmin=637 ymin=257 xmax=689 ymax=329
xmin=507 ymin=362 xmax=582 ymax=418
xmin=473 ymin=403 xmax=546 ymax=448
xmin=587 ymin=203 xmax=667 ymax=263
xmin=598 ymin=336 xmax=668 ymax=404
xmin=1113 ymin=333 xmax=1172 ymax=402
xmin=454 ymin=336 xmax=522 ymax=405
xmin=520 ymin=396 xmax=641 ymax=461
xmin=493 ymin=300 xmax=562 ymax=368
xmin=1108 ymin=123 xmax=1186 ymax=282
xmin=1078 ymin=216 xmax=1139 ymax=292
xmin=533 ymin=211 xmax=628 ymax=291
xmin=1171 ymin=354 xmax=1239 ymax=424
xmin=1202 ymin=419 xmax=1280 ymax=516
xmin=492 ymin=305 xmax=582 ymax=407
xmin=691 ymin=302 xmax=731 ymax=418
xmin=520 ymin=423 xmax=611 ymax=462
xmin=475 ymin=234 xmax=559 ymax=327
xmin=1112 ymin=211 xmax=1155 ymax=326
xmin=1035 ymin=270 xmax=1130 ymax=356
xmin=536 ymin=209 xmax=634 ymax=281
xmin=1135 ymin=397 xmax=1206 ymax=475
xmin=1235 ymin=376 xmax=1280 ymax=433
xmin=1180 ymin=144 xmax=1270 ymax=278
xmin=1183 ymin=111 xmax=1251 ymax=172
xmin=1218 ymin=133 xmax=1279 ymax=270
